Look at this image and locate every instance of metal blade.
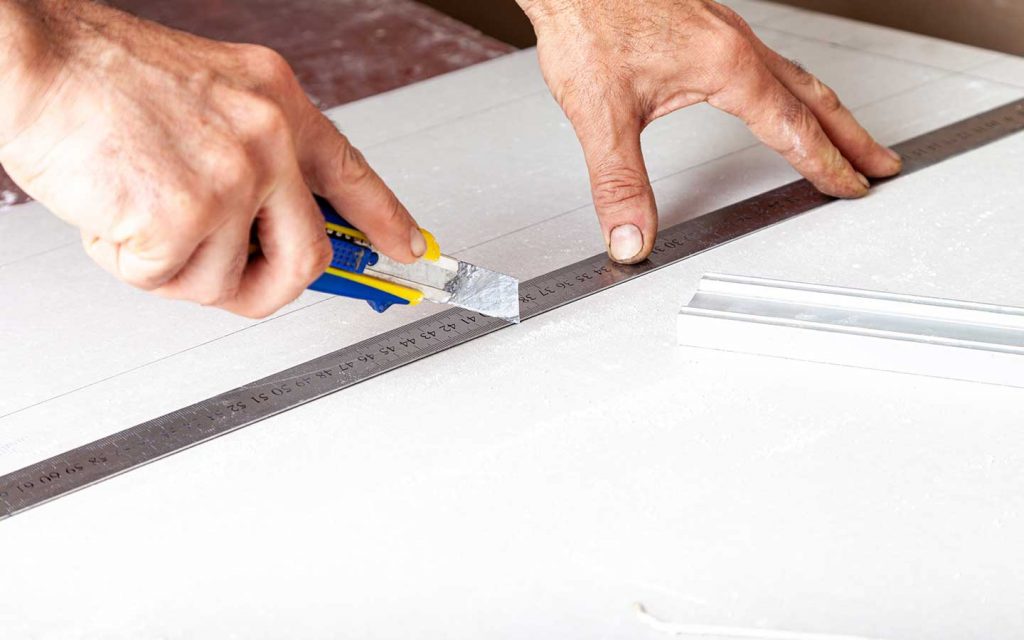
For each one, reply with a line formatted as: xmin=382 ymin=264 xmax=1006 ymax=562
xmin=443 ymin=260 xmax=520 ymax=323
xmin=370 ymin=255 xmax=520 ymax=323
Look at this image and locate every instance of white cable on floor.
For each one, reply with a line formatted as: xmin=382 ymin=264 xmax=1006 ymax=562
xmin=635 ymin=603 xmax=887 ymax=640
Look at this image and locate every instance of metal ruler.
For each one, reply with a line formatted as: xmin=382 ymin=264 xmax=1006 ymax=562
xmin=2 ymin=99 xmax=1023 ymax=520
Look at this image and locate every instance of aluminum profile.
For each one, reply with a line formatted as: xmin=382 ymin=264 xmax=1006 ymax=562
xmin=678 ymin=274 xmax=1024 ymax=388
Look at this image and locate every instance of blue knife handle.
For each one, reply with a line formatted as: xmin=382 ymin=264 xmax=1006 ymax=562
xmin=308 ymin=196 xmax=411 ymax=313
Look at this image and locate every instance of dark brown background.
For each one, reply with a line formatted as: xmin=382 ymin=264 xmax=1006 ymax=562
xmin=422 ymin=0 xmax=1024 ymax=55
xmin=775 ymin=0 xmax=1024 ymax=55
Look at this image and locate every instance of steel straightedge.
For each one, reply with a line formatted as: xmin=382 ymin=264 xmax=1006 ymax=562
xmin=2 ymin=99 xmax=1023 ymax=520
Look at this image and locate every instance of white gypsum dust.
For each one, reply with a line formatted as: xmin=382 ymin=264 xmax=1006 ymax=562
xmin=635 ymin=603 xmax=886 ymax=640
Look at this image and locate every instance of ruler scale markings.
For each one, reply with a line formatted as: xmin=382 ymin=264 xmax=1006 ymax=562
xmin=2 ymin=99 xmax=1023 ymax=520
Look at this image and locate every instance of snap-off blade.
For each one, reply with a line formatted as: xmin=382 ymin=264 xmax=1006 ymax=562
xmin=371 ymin=255 xmax=521 ymax=323
xmin=442 ymin=260 xmax=520 ymax=323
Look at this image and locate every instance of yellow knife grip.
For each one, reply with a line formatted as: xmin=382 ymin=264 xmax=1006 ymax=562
xmin=323 ymin=268 xmax=424 ymax=306
xmin=419 ymin=229 xmax=442 ymax=262
xmin=326 ymin=222 xmax=442 ymax=262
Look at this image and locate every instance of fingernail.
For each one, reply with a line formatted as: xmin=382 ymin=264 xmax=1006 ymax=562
xmin=410 ymin=228 xmax=427 ymax=258
xmin=856 ymin=172 xmax=870 ymax=189
xmin=885 ymin=147 xmax=902 ymax=163
xmin=609 ymin=224 xmax=644 ymax=262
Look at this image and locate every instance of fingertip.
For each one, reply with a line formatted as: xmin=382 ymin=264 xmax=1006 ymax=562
xmin=589 ymin=179 xmax=659 ymax=265
xmin=377 ymin=218 xmax=425 ymax=265
xmin=852 ymin=144 xmax=903 ymax=179
xmin=410 ymin=227 xmax=427 ymax=259
xmin=837 ymin=180 xmax=870 ymax=199
xmin=608 ymin=223 xmax=645 ymax=264
xmin=811 ymin=169 xmax=869 ymax=200
xmin=321 ymin=186 xmax=422 ymax=264
xmin=368 ymin=230 xmax=420 ymax=264
xmin=878 ymin=146 xmax=903 ymax=176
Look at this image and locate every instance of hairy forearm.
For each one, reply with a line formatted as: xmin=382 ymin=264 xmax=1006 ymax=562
xmin=0 ymin=0 xmax=66 ymax=148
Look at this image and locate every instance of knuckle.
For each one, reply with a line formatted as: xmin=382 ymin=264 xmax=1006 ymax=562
xmin=380 ymin=197 xmax=408 ymax=233
xmin=104 ymin=199 xmax=212 ymax=292
xmin=292 ymin=237 xmax=332 ymax=284
xmin=192 ymin=289 xmax=221 ymax=307
xmin=590 ymin=163 xmax=651 ymax=210
xmin=209 ymin=147 xmax=253 ymax=193
xmin=170 ymin=195 xmax=211 ymax=241
xmin=806 ymin=143 xmax=844 ymax=176
xmin=239 ymin=95 xmax=289 ymax=142
xmin=113 ymin=189 xmax=212 ymax=258
xmin=710 ymin=27 xmax=756 ymax=71
xmin=184 ymin=68 xmax=218 ymax=94
xmin=120 ymin=259 xmax=176 ymax=291
xmin=801 ymin=151 xmax=828 ymax=176
xmin=336 ymin=138 xmax=373 ymax=183
xmin=814 ymin=80 xmax=843 ymax=114
xmin=700 ymin=9 xmax=757 ymax=62
xmin=787 ymin=59 xmax=815 ymax=86
xmin=108 ymin=208 xmax=156 ymax=249
xmin=771 ymin=100 xmax=828 ymax=164
xmin=196 ymin=269 xmax=246 ymax=309
xmin=197 ymin=283 xmax=239 ymax=308
xmin=774 ymin=98 xmax=814 ymax=136
xmin=705 ymin=1 xmax=751 ymax=30
xmin=243 ymin=45 xmax=295 ymax=88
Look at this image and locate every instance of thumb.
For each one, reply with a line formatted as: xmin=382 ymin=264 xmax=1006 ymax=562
xmin=573 ymin=108 xmax=657 ymax=264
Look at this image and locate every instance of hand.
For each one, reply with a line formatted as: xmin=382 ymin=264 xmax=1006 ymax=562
xmin=517 ymin=0 xmax=903 ymax=264
xmin=0 ymin=0 xmax=426 ymax=318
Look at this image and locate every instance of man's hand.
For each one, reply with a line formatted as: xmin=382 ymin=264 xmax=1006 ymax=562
xmin=0 ymin=0 xmax=426 ymax=317
xmin=517 ymin=0 xmax=903 ymax=264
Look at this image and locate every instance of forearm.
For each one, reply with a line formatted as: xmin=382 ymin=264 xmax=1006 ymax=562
xmin=0 ymin=0 xmax=65 ymax=149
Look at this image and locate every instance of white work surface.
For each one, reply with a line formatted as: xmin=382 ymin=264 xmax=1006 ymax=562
xmin=3 ymin=2 xmax=1024 ymax=638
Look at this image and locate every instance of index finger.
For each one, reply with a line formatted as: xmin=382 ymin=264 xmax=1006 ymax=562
xmin=296 ymin=111 xmax=426 ymax=264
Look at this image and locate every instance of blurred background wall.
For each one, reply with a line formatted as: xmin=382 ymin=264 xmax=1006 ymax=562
xmin=421 ymin=0 xmax=1024 ymax=56
xmin=778 ymin=0 xmax=1023 ymax=55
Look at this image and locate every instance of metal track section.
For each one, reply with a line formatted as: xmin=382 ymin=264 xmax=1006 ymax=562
xmin=677 ymin=273 xmax=1024 ymax=387
xmin=2 ymin=99 xmax=1022 ymax=520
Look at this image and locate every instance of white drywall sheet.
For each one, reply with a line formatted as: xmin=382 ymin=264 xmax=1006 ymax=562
xmin=2 ymin=3 xmax=1024 ymax=638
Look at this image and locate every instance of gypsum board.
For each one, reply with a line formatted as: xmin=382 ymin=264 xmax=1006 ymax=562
xmin=2 ymin=98 xmax=1023 ymax=520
